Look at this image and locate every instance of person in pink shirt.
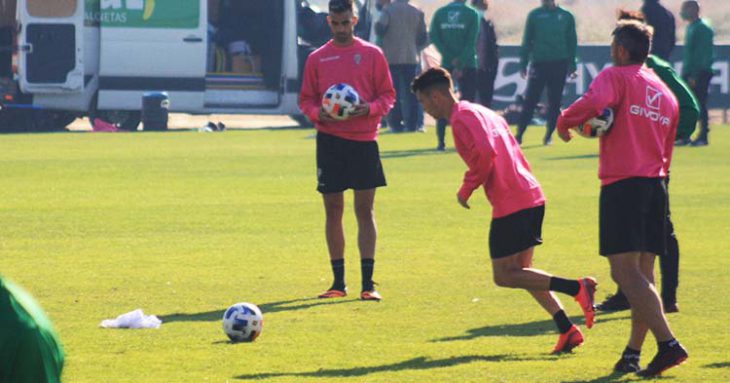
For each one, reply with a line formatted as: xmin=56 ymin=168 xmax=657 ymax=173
xmin=411 ymin=67 xmax=596 ymax=354
xmin=557 ymin=21 xmax=687 ymax=377
xmin=299 ymin=0 xmax=395 ymax=301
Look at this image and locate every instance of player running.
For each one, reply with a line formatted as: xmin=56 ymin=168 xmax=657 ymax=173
xmin=557 ymin=21 xmax=688 ymax=377
xmin=412 ymin=67 xmax=596 ymax=354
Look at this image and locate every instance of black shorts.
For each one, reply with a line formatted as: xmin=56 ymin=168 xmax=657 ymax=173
xmin=600 ymin=177 xmax=667 ymax=257
xmin=489 ymin=205 xmax=545 ymax=259
xmin=316 ymin=131 xmax=387 ymax=194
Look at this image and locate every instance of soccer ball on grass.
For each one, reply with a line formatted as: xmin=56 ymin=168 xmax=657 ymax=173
xmin=222 ymin=302 xmax=263 ymax=342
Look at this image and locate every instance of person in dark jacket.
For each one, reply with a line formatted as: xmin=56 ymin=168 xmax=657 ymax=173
xmin=472 ymin=0 xmax=499 ymax=108
xmin=515 ymin=0 xmax=577 ymax=146
xmin=642 ymin=0 xmax=676 ymax=60
xmin=681 ymin=0 xmax=714 ymax=146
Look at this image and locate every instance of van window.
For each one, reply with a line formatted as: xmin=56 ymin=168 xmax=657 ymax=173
xmin=27 ymin=0 xmax=77 ymax=19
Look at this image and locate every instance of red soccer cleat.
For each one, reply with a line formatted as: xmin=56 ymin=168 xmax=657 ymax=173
xmin=575 ymin=277 xmax=597 ymax=329
xmin=318 ymin=288 xmax=347 ymax=299
xmin=552 ymin=325 xmax=585 ymax=354
xmin=360 ymin=290 xmax=382 ymax=301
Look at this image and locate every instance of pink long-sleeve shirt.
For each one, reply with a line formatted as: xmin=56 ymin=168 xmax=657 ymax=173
xmin=299 ymin=38 xmax=396 ymax=142
xmin=451 ymin=101 xmax=546 ymax=218
xmin=557 ymin=64 xmax=679 ymax=186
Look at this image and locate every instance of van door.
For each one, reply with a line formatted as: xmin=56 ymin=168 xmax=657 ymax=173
xmin=17 ymin=0 xmax=85 ymax=93
xmin=97 ymin=0 xmax=206 ymax=113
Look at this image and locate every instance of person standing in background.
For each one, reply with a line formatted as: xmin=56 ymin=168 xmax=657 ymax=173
xmin=472 ymin=0 xmax=499 ymax=108
xmin=642 ymin=0 xmax=676 ymax=60
xmin=681 ymin=0 xmax=714 ymax=147
xmin=376 ymin=0 xmax=428 ymax=133
xmin=429 ymin=0 xmax=480 ymax=151
xmin=516 ymin=0 xmax=577 ymax=146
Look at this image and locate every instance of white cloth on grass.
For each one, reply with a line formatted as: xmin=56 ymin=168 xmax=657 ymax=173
xmin=100 ymin=309 xmax=162 ymax=329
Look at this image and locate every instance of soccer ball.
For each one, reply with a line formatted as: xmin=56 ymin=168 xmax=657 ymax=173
xmin=322 ymin=83 xmax=360 ymax=120
xmin=222 ymin=302 xmax=263 ymax=342
xmin=575 ymin=108 xmax=615 ymax=138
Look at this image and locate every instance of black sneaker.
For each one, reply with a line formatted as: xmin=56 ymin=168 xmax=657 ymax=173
xmin=614 ymin=356 xmax=641 ymax=373
xmin=596 ymin=293 xmax=630 ymax=312
xmin=664 ymin=302 xmax=680 ymax=314
xmin=674 ymin=137 xmax=691 ymax=146
xmin=690 ymin=139 xmax=708 ymax=147
xmin=637 ymin=342 xmax=688 ymax=377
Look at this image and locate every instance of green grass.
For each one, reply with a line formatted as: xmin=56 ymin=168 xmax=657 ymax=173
xmin=1 ymin=125 xmax=729 ymax=382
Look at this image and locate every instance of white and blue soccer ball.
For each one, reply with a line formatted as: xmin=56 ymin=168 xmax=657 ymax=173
xmin=222 ymin=302 xmax=263 ymax=342
xmin=576 ymin=108 xmax=615 ymax=138
xmin=322 ymin=83 xmax=360 ymax=120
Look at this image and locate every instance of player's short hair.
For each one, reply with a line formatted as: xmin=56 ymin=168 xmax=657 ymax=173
xmin=411 ymin=67 xmax=453 ymax=95
xmin=617 ymin=9 xmax=645 ymax=23
xmin=329 ymin=0 xmax=354 ymax=14
xmin=683 ymin=1 xmax=700 ymax=12
xmin=612 ymin=20 xmax=653 ymax=63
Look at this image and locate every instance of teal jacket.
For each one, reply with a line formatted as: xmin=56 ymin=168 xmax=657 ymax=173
xmin=429 ymin=2 xmax=480 ymax=69
xmin=646 ymin=55 xmax=700 ymax=141
xmin=519 ymin=5 xmax=577 ymax=72
xmin=682 ymin=18 xmax=714 ymax=78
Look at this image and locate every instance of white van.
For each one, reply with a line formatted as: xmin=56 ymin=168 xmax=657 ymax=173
xmin=0 ymin=0 xmax=368 ymax=131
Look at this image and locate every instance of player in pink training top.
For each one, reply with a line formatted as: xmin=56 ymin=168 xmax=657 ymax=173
xmin=411 ymin=67 xmax=596 ymax=354
xmin=299 ymin=0 xmax=396 ymax=301
xmin=557 ymin=21 xmax=688 ymax=377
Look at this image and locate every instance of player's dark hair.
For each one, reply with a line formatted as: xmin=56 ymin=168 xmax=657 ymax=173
xmin=683 ymin=1 xmax=700 ymax=12
xmin=411 ymin=67 xmax=453 ymax=95
xmin=617 ymin=9 xmax=645 ymax=22
xmin=329 ymin=0 xmax=354 ymax=14
xmin=612 ymin=20 xmax=653 ymax=63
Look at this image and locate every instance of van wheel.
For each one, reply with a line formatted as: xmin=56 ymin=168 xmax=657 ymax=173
xmin=90 ymin=110 xmax=141 ymax=132
xmin=290 ymin=114 xmax=314 ymax=128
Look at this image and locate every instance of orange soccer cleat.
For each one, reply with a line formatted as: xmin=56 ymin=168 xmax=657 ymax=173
xmin=552 ymin=325 xmax=585 ymax=354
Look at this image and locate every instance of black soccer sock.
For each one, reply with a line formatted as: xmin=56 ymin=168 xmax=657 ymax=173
xmin=549 ymin=277 xmax=581 ymax=297
xmin=658 ymin=338 xmax=679 ymax=354
xmin=361 ymin=258 xmax=375 ymax=291
xmin=330 ymin=259 xmax=345 ymax=291
xmin=622 ymin=346 xmax=641 ymax=359
xmin=553 ymin=310 xmax=573 ymax=334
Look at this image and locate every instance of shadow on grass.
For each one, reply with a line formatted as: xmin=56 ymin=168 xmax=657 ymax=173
xmin=159 ymin=297 xmax=354 ymax=323
xmin=431 ymin=315 xmax=630 ymax=342
xmin=545 ymin=153 xmax=599 ymax=161
xmin=704 ymin=362 xmax=730 ymax=369
xmin=380 ymin=147 xmax=453 ymax=159
xmin=234 ymin=353 xmax=555 ymax=380
xmin=561 ymin=371 xmax=676 ymax=383
xmin=171 ymin=125 xmax=310 ymax=133
xmin=520 ymin=144 xmax=544 ymax=151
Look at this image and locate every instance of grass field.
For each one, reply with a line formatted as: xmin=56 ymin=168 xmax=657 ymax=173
xmin=1 ymin=124 xmax=729 ymax=382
